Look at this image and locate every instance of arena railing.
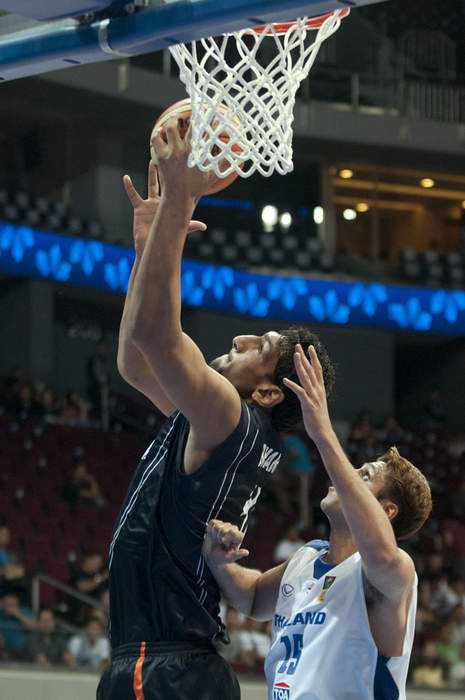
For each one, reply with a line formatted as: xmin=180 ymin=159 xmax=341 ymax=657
xmin=31 ymin=572 xmax=107 ymax=617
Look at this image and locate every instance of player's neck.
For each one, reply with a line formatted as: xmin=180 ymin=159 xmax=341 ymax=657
xmin=323 ymin=528 xmax=357 ymax=565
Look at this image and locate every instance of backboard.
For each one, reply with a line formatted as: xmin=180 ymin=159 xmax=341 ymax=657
xmin=0 ymin=0 xmax=386 ymax=83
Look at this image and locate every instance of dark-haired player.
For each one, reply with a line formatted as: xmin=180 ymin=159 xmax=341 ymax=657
xmin=97 ymin=122 xmax=335 ymax=700
xmin=203 ymin=344 xmax=432 ymax=700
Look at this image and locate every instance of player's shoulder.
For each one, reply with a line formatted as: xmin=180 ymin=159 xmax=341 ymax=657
xmin=304 ymin=539 xmax=330 ymax=551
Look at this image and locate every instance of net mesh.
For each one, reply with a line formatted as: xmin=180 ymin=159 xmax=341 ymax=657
xmin=169 ymin=10 xmax=348 ymax=179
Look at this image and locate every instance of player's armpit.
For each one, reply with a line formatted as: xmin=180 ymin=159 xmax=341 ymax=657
xmin=251 ymin=559 xmax=290 ymax=621
xmin=361 ymin=547 xmax=415 ymax=604
xmin=133 ymin=330 xmax=242 ymax=450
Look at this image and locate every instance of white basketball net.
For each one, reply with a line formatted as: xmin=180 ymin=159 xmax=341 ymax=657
xmin=169 ymin=10 xmax=348 ymax=179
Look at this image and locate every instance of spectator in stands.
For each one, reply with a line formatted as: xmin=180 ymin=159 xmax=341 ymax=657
xmin=273 ymin=525 xmax=304 ymax=564
xmin=377 ymin=414 xmax=405 ymax=443
xmin=450 ymin=641 xmax=465 ymax=689
xmin=238 ymin=618 xmax=271 ymax=670
xmin=281 ymin=432 xmax=315 ymax=527
xmin=426 ymin=575 xmax=458 ymax=618
xmin=59 ymin=391 xmax=92 ymax=428
xmin=0 ymin=594 xmax=36 ymax=658
xmin=443 ymin=519 xmax=465 ymax=578
xmin=38 ymin=387 xmax=61 ymax=424
xmin=0 ymin=524 xmax=26 ymax=597
xmin=424 ymin=388 xmax=447 ymax=427
xmin=63 ymin=460 xmax=106 ymax=510
xmin=68 ymin=553 xmax=108 ymax=624
xmin=26 ymin=608 xmax=67 ymax=666
xmin=65 ymin=617 xmax=110 ymax=671
xmin=447 ymin=434 xmax=465 ymax=459
xmin=91 ymin=588 xmax=110 ymax=631
xmin=435 ymin=622 xmax=460 ymax=669
xmin=412 ymin=640 xmax=447 ymax=688
xmin=449 ymin=604 xmax=465 ymax=646
xmin=450 ymin=478 xmax=465 ymax=520
xmin=451 ymin=578 xmax=465 ymax=609
xmin=217 ymin=607 xmax=244 ymax=664
xmin=348 ymin=410 xmax=374 ymax=441
xmin=6 ymin=382 xmax=43 ymax=420
xmin=87 ymin=340 xmax=110 ymax=417
xmin=71 ymin=553 xmax=108 ymax=599
xmin=422 ymin=552 xmax=447 ymax=582
xmin=415 ymin=584 xmax=437 ymax=637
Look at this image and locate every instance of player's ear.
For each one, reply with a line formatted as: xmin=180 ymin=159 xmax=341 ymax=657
xmin=251 ymin=382 xmax=284 ymax=409
xmin=380 ymin=499 xmax=398 ymax=522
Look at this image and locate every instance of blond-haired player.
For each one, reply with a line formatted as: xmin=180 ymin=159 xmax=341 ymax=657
xmin=203 ymin=344 xmax=432 ymax=700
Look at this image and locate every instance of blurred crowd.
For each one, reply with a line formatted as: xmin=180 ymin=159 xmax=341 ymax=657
xmin=0 ymin=341 xmax=112 ymax=429
xmin=0 ymin=363 xmax=464 ymax=690
xmin=0 ymin=531 xmax=110 ymax=670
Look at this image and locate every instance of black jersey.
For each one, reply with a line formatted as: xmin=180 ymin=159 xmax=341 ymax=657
xmin=108 ymin=400 xmax=281 ymax=648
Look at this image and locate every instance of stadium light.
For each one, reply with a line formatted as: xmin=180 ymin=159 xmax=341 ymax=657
xmin=313 ymin=206 xmax=324 ymax=224
xmin=343 ymin=208 xmax=357 ymax=221
xmin=420 ymin=178 xmax=435 ymax=189
xmin=280 ymin=212 xmax=292 ymax=229
xmin=339 ymin=169 xmax=353 ymax=179
xmin=261 ymin=204 xmax=278 ymax=228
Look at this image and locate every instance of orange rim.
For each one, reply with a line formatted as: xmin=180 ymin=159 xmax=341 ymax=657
xmin=252 ymin=8 xmax=350 ymax=35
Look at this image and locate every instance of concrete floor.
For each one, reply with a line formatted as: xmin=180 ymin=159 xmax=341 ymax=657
xmin=0 ymin=667 xmax=460 ymax=699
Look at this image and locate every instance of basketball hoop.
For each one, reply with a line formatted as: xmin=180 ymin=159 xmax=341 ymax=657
xmin=169 ymin=9 xmax=349 ymax=179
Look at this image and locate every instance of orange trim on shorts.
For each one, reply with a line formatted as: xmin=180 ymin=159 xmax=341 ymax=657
xmin=133 ymin=641 xmax=146 ymax=700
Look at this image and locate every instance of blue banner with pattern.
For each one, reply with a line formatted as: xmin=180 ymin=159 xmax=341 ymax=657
xmin=1 ymin=222 xmax=464 ymax=336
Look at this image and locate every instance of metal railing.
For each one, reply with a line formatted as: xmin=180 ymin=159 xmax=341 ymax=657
xmin=31 ymin=573 xmax=106 ymax=617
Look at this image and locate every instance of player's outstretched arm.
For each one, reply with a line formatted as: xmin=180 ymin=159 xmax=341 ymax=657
xmin=118 ymin=161 xmax=207 ymax=417
xmin=126 ymin=121 xmax=242 ymax=450
xmin=283 ymin=345 xmax=415 ymax=603
xmin=203 ymin=520 xmax=288 ymax=620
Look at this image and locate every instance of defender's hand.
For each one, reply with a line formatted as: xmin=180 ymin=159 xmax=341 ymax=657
xmin=123 ymin=160 xmax=206 ymax=256
xmin=283 ymin=344 xmax=333 ymax=445
xmin=203 ymin=519 xmax=249 ymax=565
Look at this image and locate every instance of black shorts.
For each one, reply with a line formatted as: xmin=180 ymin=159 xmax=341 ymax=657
xmin=97 ymin=641 xmax=241 ymax=700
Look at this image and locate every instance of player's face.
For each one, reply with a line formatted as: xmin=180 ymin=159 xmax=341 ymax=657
xmin=320 ymin=460 xmax=386 ymax=515
xmin=210 ymin=331 xmax=282 ymax=397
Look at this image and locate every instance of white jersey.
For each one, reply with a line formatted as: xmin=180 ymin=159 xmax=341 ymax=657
xmin=264 ymin=540 xmax=417 ymax=700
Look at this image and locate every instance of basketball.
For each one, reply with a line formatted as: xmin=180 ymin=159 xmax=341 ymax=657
xmin=150 ymin=98 xmax=242 ymax=195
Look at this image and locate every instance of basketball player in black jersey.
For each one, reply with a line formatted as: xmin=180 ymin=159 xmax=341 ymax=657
xmin=97 ymin=119 xmax=335 ymax=700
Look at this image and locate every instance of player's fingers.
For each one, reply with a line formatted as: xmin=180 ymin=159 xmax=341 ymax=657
xmin=187 ymin=220 xmax=207 ymax=233
xmin=222 ymin=527 xmax=244 ymax=548
xmin=148 ymin=160 xmax=160 ymax=199
xmin=225 ymin=548 xmax=249 ymax=563
xmin=165 ymin=116 xmax=182 ymax=150
xmin=293 ymin=349 xmax=317 ymax=396
xmin=123 ymin=174 xmax=142 ymax=207
xmin=308 ymin=345 xmax=324 ymax=385
xmin=185 ymin=122 xmax=193 ymax=153
xmin=151 ymin=128 xmax=169 ymax=158
xmin=283 ymin=377 xmax=307 ymax=401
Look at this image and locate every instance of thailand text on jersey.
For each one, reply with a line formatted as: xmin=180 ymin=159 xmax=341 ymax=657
xmin=265 ymin=541 xmax=417 ymax=700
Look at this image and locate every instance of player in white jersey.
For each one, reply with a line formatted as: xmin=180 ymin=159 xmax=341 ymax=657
xmin=203 ymin=343 xmax=432 ymax=700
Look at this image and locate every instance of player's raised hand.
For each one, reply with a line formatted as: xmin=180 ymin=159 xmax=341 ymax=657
xmin=123 ymin=160 xmax=206 ymax=256
xmin=283 ymin=344 xmax=333 ymax=445
xmin=151 ymin=118 xmax=221 ymax=202
xmin=202 ymin=519 xmax=249 ymax=565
